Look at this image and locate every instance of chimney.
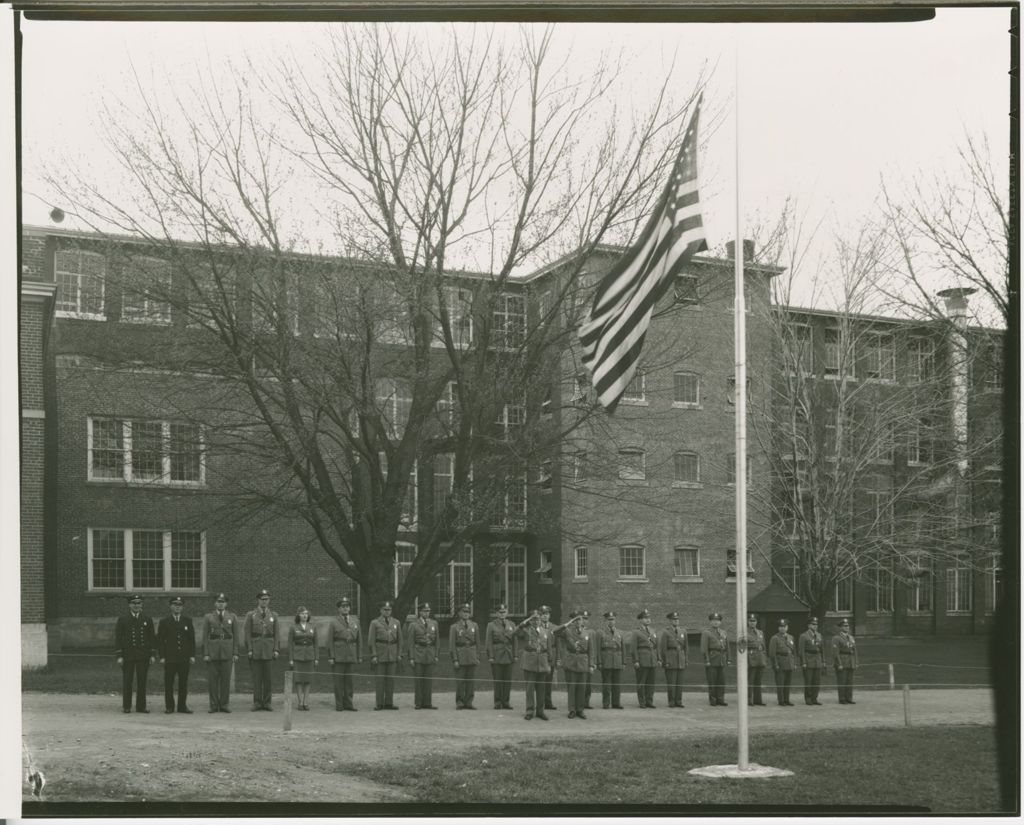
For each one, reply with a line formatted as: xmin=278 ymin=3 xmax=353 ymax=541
xmin=726 ymin=239 xmax=756 ymax=261
xmin=937 ymin=287 xmax=977 ymax=478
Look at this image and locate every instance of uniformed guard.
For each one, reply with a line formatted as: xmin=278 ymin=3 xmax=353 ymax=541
xmin=579 ymin=609 xmax=596 ymax=709
xmin=831 ymin=618 xmax=858 ymax=704
xmin=449 ymin=602 xmax=481 ymax=709
xmin=594 ymin=611 xmax=625 ymax=709
xmin=538 ymin=605 xmax=557 ymax=710
xmin=244 ymin=589 xmax=280 ymax=711
xmin=368 ymin=601 xmax=403 ymax=710
xmin=515 ymin=609 xmax=552 ymax=720
xmin=485 ymin=604 xmax=517 ymax=710
xmin=326 ymin=596 xmax=361 ymax=711
xmin=552 ymin=608 xmax=593 ymax=719
xmin=745 ymin=613 xmax=768 ymax=706
xmin=406 ymin=602 xmax=439 ymax=709
xmin=114 ymin=594 xmax=156 ymax=713
xmin=287 ymin=606 xmax=318 ymax=711
xmin=769 ymin=618 xmax=796 ymax=706
xmin=798 ymin=616 xmax=825 ymax=705
xmin=201 ymin=593 xmax=239 ymax=713
xmin=658 ymin=611 xmax=687 ymax=708
xmin=628 ymin=608 xmax=659 ymax=709
xmin=157 ymin=595 xmax=195 ymax=714
xmin=700 ymin=612 xmax=730 ymax=707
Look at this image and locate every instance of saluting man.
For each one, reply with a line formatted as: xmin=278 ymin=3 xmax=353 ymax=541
xmin=579 ymin=610 xmax=596 ymax=709
xmin=515 ymin=609 xmax=552 ymax=721
xmin=244 ymin=589 xmax=280 ymax=711
xmin=485 ymin=604 xmax=517 ymax=710
xmin=368 ymin=601 xmax=403 ymax=710
xmin=700 ymin=612 xmax=730 ymax=707
xmin=798 ymin=616 xmax=826 ymax=705
xmin=405 ymin=602 xmax=439 ymax=710
xmin=745 ymin=613 xmax=768 ymax=706
xmin=832 ymin=617 xmax=858 ymax=704
xmin=552 ymin=608 xmax=593 ymax=719
xmin=115 ymin=594 xmax=156 ymax=713
xmin=327 ymin=596 xmax=361 ymax=711
xmin=201 ymin=592 xmax=239 ymax=713
xmin=769 ymin=618 xmax=796 ymax=706
xmin=658 ymin=611 xmax=687 ymax=708
xmin=450 ymin=602 xmax=481 ymax=710
xmin=157 ymin=595 xmax=195 ymax=714
xmin=628 ymin=608 xmax=659 ymax=709
xmin=594 ymin=611 xmax=625 ymax=709
xmin=538 ymin=605 xmax=557 ymax=710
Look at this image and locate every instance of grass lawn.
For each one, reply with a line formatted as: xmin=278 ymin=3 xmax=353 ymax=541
xmin=341 ymin=725 xmax=1002 ymax=811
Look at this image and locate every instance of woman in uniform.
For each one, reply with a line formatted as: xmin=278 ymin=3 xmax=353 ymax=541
xmin=288 ymin=606 xmax=318 ymax=710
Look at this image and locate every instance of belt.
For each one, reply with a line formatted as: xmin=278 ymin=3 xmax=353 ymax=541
xmin=455 ymin=641 xmax=475 ymax=647
xmin=294 ymin=639 xmax=314 ymax=646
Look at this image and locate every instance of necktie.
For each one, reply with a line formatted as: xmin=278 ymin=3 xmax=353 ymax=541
xmin=218 ymin=611 xmax=223 ymax=620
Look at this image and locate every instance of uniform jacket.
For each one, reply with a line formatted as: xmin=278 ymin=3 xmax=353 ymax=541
xmin=115 ymin=611 xmax=156 ymax=661
xmin=831 ymin=631 xmax=858 ymax=669
xmin=485 ymin=618 xmax=518 ymax=665
xmin=327 ymin=615 xmax=361 ymax=663
xmin=288 ymin=623 xmax=318 ymax=662
xmin=405 ymin=616 xmax=439 ymax=665
xmin=700 ymin=627 xmax=729 ymax=667
xmin=746 ymin=628 xmax=768 ymax=668
xmin=594 ymin=627 xmax=625 ymax=669
xmin=367 ymin=616 xmax=403 ymax=663
xmin=449 ymin=619 xmax=481 ymax=666
xmin=516 ymin=624 xmax=552 ymax=673
xmin=541 ymin=621 xmax=559 ymax=666
xmin=768 ymin=631 xmax=796 ymax=670
xmin=553 ymin=623 xmax=593 ymax=673
xmin=201 ymin=610 xmax=239 ymax=660
xmin=798 ymin=629 xmax=826 ymax=669
xmin=628 ymin=624 xmax=659 ymax=668
xmin=244 ymin=608 xmax=280 ymax=660
xmin=658 ymin=626 xmax=688 ymax=669
xmin=157 ymin=613 xmax=196 ymax=662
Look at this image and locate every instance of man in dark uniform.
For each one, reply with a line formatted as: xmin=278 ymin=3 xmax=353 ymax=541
xmin=769 ymin=618 xmax=796 ymax=706
xmin=553 ymin=609 xmax=592 ymax=719
xmin=515 ymin=609 xmax=552 ymax=721
xmin=831 ymin=618 xmax=858 ymax=704
xmin=449 ymin=602 xmax=480 ymax=709
xmin=745 ymin=613 xmax=768 ymax=706
xmin=538 ymin=605 xmax=557 ymax=710
xmin=798 ymin=616 xmax=825 ymax=705
xmin=700 ymin=612 xmax=730 ymax=706
xmin=326 ymin=596 xmax=361 ymax=711
xmin=115 ymin=594 xmax=156 ymax=713
xmin=485 ymin=604 xmax=517 ymax=710
xmin=157 ymin=595 xmax=195 ymax=714
xmin=405 ymin=602 xmax=439 ymax=710
xmin=580 ymin=609 xmax=596 ymax=709
xmin=368 ymin=601 xmax=403 ymax=710
xmin=658 ymin=611 xmax=687 ymax=708
xmin=244 ymin=588 xmax=280 ymax=710
xmin=628 ymin=608 xmax=659 ymax=708
xmin=594 ymin=611 xmax=625 ymax=709
xmin=201 ymin=592 xmax=239 ymax=713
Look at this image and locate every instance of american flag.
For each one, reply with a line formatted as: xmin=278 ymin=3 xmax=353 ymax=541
xmin=578 ymin=95 xmax=707 ymax=411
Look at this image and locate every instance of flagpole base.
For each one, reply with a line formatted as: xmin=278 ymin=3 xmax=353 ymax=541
xmin=688 ymin=764 xmax=793 ymax=779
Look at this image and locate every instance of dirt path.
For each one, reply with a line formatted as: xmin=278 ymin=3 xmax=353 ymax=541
xmin=21 ymin=687 xmax=996 ymax=803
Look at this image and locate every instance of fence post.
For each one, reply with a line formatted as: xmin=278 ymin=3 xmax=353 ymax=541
xmin=902 ymin=684 xmax=911 ymax=727
xmin=283 ymin=670 xmax=293 ymax=732
xmin=889 ymin=664 xmax=895 ymax=690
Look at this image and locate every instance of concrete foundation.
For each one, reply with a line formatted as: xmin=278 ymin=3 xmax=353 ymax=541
xmin=688 ymin=763 xmax=794 ymax=779
xmin=21 ymin=624 xmax=49 ymax=669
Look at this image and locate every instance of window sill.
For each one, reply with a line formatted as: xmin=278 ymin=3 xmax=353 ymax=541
xmin=121 ymin=317 xmax=172 ymax=326
xmin=617 ymin=578 xmax=649 ymax=583
xmin=87 ymin=588 xmax=208 ymax=595
xmin=619 ymin=398 xmax=649 ymax=407
xmin=671 ymin=481 xmax=703 ymax=489
xmin=572 ymin=576 xmax=589 ymax=583
xmin=726 ymin=577 xmax=756 ymax=584
xmin=617 ymin=478 xmax=649 ymax=486
xmin=671 ymin=402 xmax=702 ymax=410
xmin=823 ymin=374 xmax=857 ymax=382
xmin=672 ymin=576 xmax=703 ymax=583
xmin=863 ymin=377 xmax=896 ymax=385
xmin=906 ymin=610 xmax=933 ymax=616
xmin=86 ymin=478 xmax=206 ymax=488
xmin=865 ymin=611 xmax=894 ymax=616
xmin=945 ymin=611 xmax=973 ymax=617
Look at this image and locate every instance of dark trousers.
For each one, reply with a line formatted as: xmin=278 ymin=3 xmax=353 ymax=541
xmin=455 ymin=665 xmax=476 ymax=707
xmin=803 ymin=667 xmax=822 ymax=703
xmin=208 ymin=658 xmax=232 ymax=711
xmin=524 ymin=670 xmax=545 ymax=713
xmin=705 ymin=665 xmax=726 ymax=705
xmin=565 ymin=669 xmax=587 ymax=713
xmin=836 ymin=668 xmax=855 ymax=702
xmin=332 ymin=662 xmax=356 ymax=709
xmin=664 ymin=668 xmax=684 ymax=706
xmin=635 ymin=665 xmax=656 ymax=706
xmin=163 ymin=660 xmax=190 ymax=711
xmin=600 ymin=668 xmax=622 ymax=707
xmin=584 ymin=672 xmax=593 ymax=706
xmin=413 ymin=663 xmax=434 ymax=708
xmin=542 ymin=670 xmax=555 ymax=708
xmin=121 ymin=658 xmax=149 ymax=710
xmin=250 ymin=657 xmax=273 ymax=707
xmin=774 ymin=668 xmax=792 ymax=704
xmin=491 ymin=663 xmax=512 ymax=706
xmin=748 ymin=666 xmax=765 ymax=704
xmin=374 ymin=661 xmax=396 ymax=708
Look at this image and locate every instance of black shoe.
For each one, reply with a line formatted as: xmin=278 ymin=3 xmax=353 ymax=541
xmin=645 ymin=703 xmax=656 ymax=708
xmin=537 ymin=712 xmax=549 ymax=721
xmin=387 ymin=705 xmax=399 ymax=710
xmin=165 ymin=709 xmax=175 ymax=714
xmin=465 ymin=704 xmax=476 ymax=710
xmin=584 ymin=705 xmax=593 ymax=709
xmin=424 ymin=705 xmax=437 ymax=710
xmin=221 ymin=707 xmax=231 ymax=713
xmin=494 ymin=703 xmax=502 ymax=710
xmin=252 ymin=705 xmax=261 ymax=711
xmin=456 ymin=703 xmax=464 ymax=710
xmin=603 ymin=704 xmax=611 ymax=709
xmin=503 ymin=704 xmax=513 ymax=710
xmin=577 ymin=711 xmax=587 ymax=719
xmin=568 ymin=711 xmax=576 ymax=718
xmin=612 ymin=704 xmax=624 ymax=709
xmin=374 ymin=706 xmax=383 ymax=711
xmin=337 ymin=706 xmax=345 ymax=711
xmin=347 ymin=707 xmax=358 ymax=711
xmin=209 ymin=709 xmax=219 ymax=713
xmin=178 ymin=708 xmax=193 ymax=714
xmin=813 ymin=701 xmax=823 ymax=705
xmin=123 ymin=708 xmax=131 ymax=714
xmin=545 ymin=705 xmax=557 ymax=710
xmin=847 ymin=700 xmax=856 ymax=704
xmin=525 ymin=713 xmax=534 ymax=720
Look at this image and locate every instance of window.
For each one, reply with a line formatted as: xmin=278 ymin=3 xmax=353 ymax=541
xmin=377 ymin=287 xmax=411 ymax=345
xmin=823 ymin=327 xmax=848 ymax=378
xmin=56 ymin=249 xmax=106 ymax=318
xmin=786 ymin=323 xmax=813 ymax=375
xmin=394 ymin=542 xmax=417 ymax=597
xmin=907 ymin=418 xmax=934 ymax=465
xmin=618 ymin=545 xmax=646 ymax=580
xmin=945 ymin=554 xmax=973 ymax=613
xmin=122 ymin=257 xmax=172 ymax=324
xmin=674 ymin=272 xmax=699 ymax=306
xmin=497 ymin=402 xmax=526 ymax=440
xmin=536 ymin=550 xmax=554 ymax=583
xmin=908 ymin=337 xmax=934 ymax=383
xmin=492 ymin=293 xmax=526 ymax=349
xmin=726 ymin=377 xmax=751 ymax=406
xmin=538 ymin=460 xmax=553 ymax=492
xmin=433 ymin=544 xmax=473 ymax=616
xmin=492 ymin=466 xmax=527 ymax=529
xmin=491 ymin=543 xmax=527 ymax=614
xmin=618 ymin=449 xmax=646 ymax=481
xmin=311 ymin=274 xmax=343 ymax=339
xmin=905 ymin=554 xmax=933 ymax=613
xmin=829 ymin=574 xmax=854 ymax=614
xmin=985 ymin=342 xmax=1004 ymax=390
xmin=621 ymin=369 xmax=646 ymax=403
xmin=572 ymin=450 xmax=587 ymax=484
xmin=673 ymin=371 xmax=700 ymax=407
xmin=725 ymin=453 xmax=752 ymax=485
xmin=433 ymin=453 xmax=455 ymax=511
xmin=871 ymin=421 xmax=896 ymax=465
xmin=673 ymin=547 xmax=700 ymax=579
xmin=782 ymin=409 xmax=809 ymax=459
xmin=375 ymin=378 xmax=412 ymax=439
xmin=338 ymin=570 xmax=361 ymax=614
xmin=726 ymin=548 xmax=755 ymax=579
xmin=572 ymin=373 xmax=591 ymax=407
xmin=88 ymin=418 xmax=204 ymax=485
xmin=673 ymin=451 xmax=700 ymax=485
xmin=569 ymin=271 xmax=591 ymax=325
xmin=777 ymin=562 xmax=798 ymax=592
xmin=438 ymin=285 xmax=474 ymax=348
xmin=865 ymin=563 xmax=894 ymax=613
xmin=379 ymin=452 xmax=418 ymax=529
xmin=574 ymin=546 xmax=588 ymax=580
xmin=88 ymin=528 xmax=205 ymax=591
xmin=252 ymin=275 xmax=300 ymax=336
xmin=864 ymin=333 xmax=895 ymax=381
xmin=435 ymin=381 xmax=460 ymax=435
xmin=866 ymin=478 xmax=894 ymax=537
xmin=984 ymin=556 xmax=1001 ymax=614
xmin=186 ymin=264 xmax=237 ymax=328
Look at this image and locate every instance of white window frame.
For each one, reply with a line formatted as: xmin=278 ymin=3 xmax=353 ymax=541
xmin=375 ymin=377 xmax=413 ymax=440
xmin=726 ymin=548 xmax=755 ymax=581
xmin=572 ymin=450 xmax=587 ymax=484
xmin=618 ymin=448 xmax=646 ymax=482
xmin=433 ymin=452 xmax=455 ymax=512
xmin=55 ymin=249 xmax=106 ymax=319
xmin=620 ymin=368 xmax=647 ymax=405
xmin=433 ymin=543 xmax=473 ymax=616
xmin=492 ymin=292 xmax=527 ymax=350
xmin=379 ymin=452 xmax=418 ymax=531
xmin=87 ymin=528 xmax=206 ymax=592
xmin=536 ymin=549 xmax=554 ymax=583
xmin=87 ymin=417 xmax=206 ymax=486
xmin=572 ymin=373 xmax=591 ymax=407
xmin=435 ymin=285 xmax=474 ymax=349
xmin=673 ymin=450 xmax=701 ymax=487
xmin=871 ymin=421 xmax=896 ymax=465
xmin=497 ymin=402 xmax=526 ymax=440
xmin=864 ymin=332 xmax=896 ymax=381
xmin=618 ymin=545 xmax=647 ymax=581
xmin=490 ymin=543 xmax=527 ymax=615
xmin=945 ymin=555 xmax=974 ymax=614
xmin=394 ymin=542 xmax=418 ymax=597
xmin=905 ymin=553 xmax=934 ymax=614
xmin=672 ymin=371 xmax=701 ymax=408
xmin=573 ymin=545 xmax=588 ymax=580
xmin=865 ymin=563 xmax=894 ymax=614
xmin=827 ymin=574 xmax=854 ymax=615
xmin=673 ymin=546 xmax=701 ymax=581
xmin=725 ymin=453 xmax=752 ymax=485
xmin=907 ymin=418 xmax=933 ymax=466
xmin=908 ymin=337 xmax=934 ymax=383
xmin=674 ymin=272 xmax=700 ymax=306
xmin=984 ymin=556 xmax=1000 ymax=615
xmin=786 ymin=323 xmax=813 ymax=376
xmin=492 ymin=465 xmax=527 ymax=530
xmin=435 ymin=381 xmax=460 ymax=435
xmin=121 ymin=257 xmax=172 ymax=325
